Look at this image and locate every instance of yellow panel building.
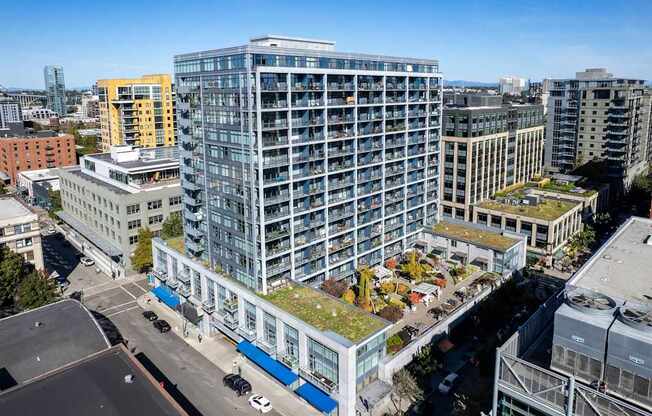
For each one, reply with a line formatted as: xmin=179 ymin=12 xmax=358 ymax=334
xmin=97 ymin=74 xmax=176 ymax=150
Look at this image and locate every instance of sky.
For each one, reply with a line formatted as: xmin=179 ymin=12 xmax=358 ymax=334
xmin=2 ymin=0 xmax=651 ymax=89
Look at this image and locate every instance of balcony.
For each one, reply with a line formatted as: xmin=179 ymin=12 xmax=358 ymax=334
xmin=298 ymin=368 xmax=337 ymax=393
xmin=186 ymin=239 xmax=204 ymax=254
xmin=237 ymin=327 xmax=257 ymax=342
xmin=222 ymin=313 xmax=239 ymax=330
xmin=278 ymin=352 xmax=299 ymax=370
xmin=265 ymin=228 xmax=290 ymax=242
xmin=166 ymin=280 xmax=178 ymax=289
xmin=178 ymin=285 xmax=191 ymax=298
xmin=223 ymin=298 xmax=238 ymax=313
xmin=186 ymin=226 xmax=204 ymax=239
xmin=202 ymin=300 xmax=215 ymax=313
xmin=150 ymin=269 xmax=167 ymax=281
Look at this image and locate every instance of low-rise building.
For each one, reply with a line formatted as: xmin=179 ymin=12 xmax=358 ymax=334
xmin=0 ymin=299 xmax=187 ymax=415
xmin=151 ymin=236 xmax=391 ymax=416
xmin=0 ymin=197 xmax=44 ymax=270
xmin=58 ymin=145 xmax=182 ymax=277
xmin=0 ymin=131 xmax=76 ymax=184
xmin=16 ymin=167 xmax=61 ymax=208
xmin=492 ymin=216 xmax=652 ymax=416
xmin=21 ymin=107 xmax=59 ymax=126
xmin=416 ymin=220 xmax=527 ymax=275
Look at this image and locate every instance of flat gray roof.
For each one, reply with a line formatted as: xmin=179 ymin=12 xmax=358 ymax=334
xmin=568 ymin=216 xmax=652 ymax=303
xmin=0 ymin=345 xmax=187 ymax=415
xmin=66 ymin=168 xmax=129 ymax=195
xmin=0 ymin=299 xmax=110 ymax=385
xmin=0 ymin=198 xmax=33 ymax=220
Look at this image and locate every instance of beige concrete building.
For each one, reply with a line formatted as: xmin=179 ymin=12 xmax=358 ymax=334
xmin=0 ymin=197 xmax=44 ymax=270
xmin=441 ymin=101 xmax=545 ymax=221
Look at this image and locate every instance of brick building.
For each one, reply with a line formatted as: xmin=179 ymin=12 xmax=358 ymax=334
xmin=0 ymin=132 xmax=76 ymax=184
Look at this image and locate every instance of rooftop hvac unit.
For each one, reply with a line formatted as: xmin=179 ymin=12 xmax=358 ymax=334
xmin=605 ymin=302 xmax=652 ymax=409
xmin=551 ymin=287 xmax=618 ymax=385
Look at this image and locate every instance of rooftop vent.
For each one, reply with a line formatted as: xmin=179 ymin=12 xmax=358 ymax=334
xmin=566 ymin=287 xmax=617 ymax=315
xmin=618 ymin=304 xmax=652 ymax=332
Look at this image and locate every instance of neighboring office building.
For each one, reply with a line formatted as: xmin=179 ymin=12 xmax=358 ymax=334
xmin=97 ymin=74 xmax=176 ymax=151
xmin=493 ymin=216 xmax=652 ymax=416
xmin=0 ymin=131 xmax=76 ymax=184
xmin=0 ymin=299 xmax=187 ymax=416
xmin=58 ymin=145 xmax=182 ymax=278
xmin=174 ymin=35 xmax=442 ymax=292
xmin=544 ymin=68 xmax=650 ymax=190
xmin=0 ymin=197 xmax=44 ymax=270
xmin=16 ymin=167 xmax=60 ymax=208
xmin=499 ymin=76 xmax=526 ymax=95
xmin=6 ymin=92 xmax=47 ymax=109
xmin=43 ymin=65 xmax=66 ymax=116
xmin=441 ymin=99 xmax=545 ymax=221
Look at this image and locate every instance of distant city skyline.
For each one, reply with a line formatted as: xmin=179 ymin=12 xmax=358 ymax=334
xmin=1 ymin=0 xmax=651 ymax=88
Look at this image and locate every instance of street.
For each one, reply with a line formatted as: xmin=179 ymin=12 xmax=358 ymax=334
xmin=43 ymin=230 xmax=279 ymax=416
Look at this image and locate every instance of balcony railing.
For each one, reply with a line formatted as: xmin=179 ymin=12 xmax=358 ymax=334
xmin=299 ymin=368 xmax=338 ymax=393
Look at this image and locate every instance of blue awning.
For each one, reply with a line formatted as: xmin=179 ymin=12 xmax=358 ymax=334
xmin=151 ymin=285 xmax=180 ymax=309
xmin=236 ymin=341 xmax=298 ymax=386
xmin=295 ymin=382 xmax=338 ymax=414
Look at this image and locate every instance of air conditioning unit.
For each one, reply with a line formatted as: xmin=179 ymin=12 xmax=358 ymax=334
xmin=551 ymin=287 xmax=618 ymax=385
xmin=605 ymin=302 xmax=652 ymax=409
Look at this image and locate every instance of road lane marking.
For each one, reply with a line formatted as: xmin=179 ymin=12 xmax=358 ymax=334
xmin=133 ymin=280 xmax=149 ymax=293
xmin=119 ymin=285 xmax=137 ymax=300
xmin=106 ymin=305 xmax=141 ymax=317
xmin=96 ymin=300 xmax=137 ymax=312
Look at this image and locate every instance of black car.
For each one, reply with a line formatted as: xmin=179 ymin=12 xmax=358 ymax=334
xmin=152 ymin=319 xmax=171 ymax=333
xmin=142 ymin=311 xmax=158 ymax=321
xmin=223 ymin=374 xmax=252 ymax=396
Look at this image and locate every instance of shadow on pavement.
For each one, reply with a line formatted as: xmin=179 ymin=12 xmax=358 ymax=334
xmin=89 ymin=310 xmax=125 ymax=346
xmin=42 ymin=233 xmax=80 ymax=280
xmin=135 ymin=352 xmax=204 ymax=416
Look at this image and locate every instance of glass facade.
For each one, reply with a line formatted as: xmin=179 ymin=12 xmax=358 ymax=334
xmin=308 ymin=337 xmax=339 ymax=385
xmin=175 ymin=40 xmax=441 ymax=296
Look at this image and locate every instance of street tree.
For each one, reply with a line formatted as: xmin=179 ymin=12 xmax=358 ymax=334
xmin=16 ymin=270 xmax=59 ymax=310
xmin=0 ymin=247 xmax=30 ymax=307
xmin=391 ymin=368 xmax=423 ymax=415
xmin=132 ymin=227 xmax=154 ymax=272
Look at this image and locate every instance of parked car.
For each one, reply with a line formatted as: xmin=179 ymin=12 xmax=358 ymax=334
xmin=80 ymin=257 xmax=95 ymax=267
xmin=248 ymin=394 xmax=272 ymax=413
xmin=438 ymin=373 xmax=459 ymax=394
xmin=47 ymin=225 xmax=56 ymax=234
xmin=152 ymin=319 xmax=171 ymax=333
xmin=142 ymin=311 xmax=158 ymax=321
xmin=223 ymin=374 xmax=252 ymax=396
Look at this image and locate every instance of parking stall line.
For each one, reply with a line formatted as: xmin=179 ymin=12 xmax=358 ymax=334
xmin=106 ymin=305 xmax=141 ymax=318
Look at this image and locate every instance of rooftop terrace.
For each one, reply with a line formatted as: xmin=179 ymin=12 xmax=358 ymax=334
xmin=261 ymin=284 xmax=389 ymax=344
xmin=430 ymin=221 xmax=519 ymax=252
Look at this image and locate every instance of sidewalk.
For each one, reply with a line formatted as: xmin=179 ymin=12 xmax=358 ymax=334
xmin=138 ymin=294 xmax=320 ymax=416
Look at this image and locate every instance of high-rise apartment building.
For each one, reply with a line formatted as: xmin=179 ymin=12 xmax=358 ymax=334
xmin=43 ymin=65 xmax=66 ymax=116
xmin=174 ymin=35 xmax=442 ymax=292
xmin=441 ymin=99 xmax=545 ymax=221
xmin=97 ymin=74 xmax=176 ymax=151
xmin=544 ymin=68 xmax=650 ymax=189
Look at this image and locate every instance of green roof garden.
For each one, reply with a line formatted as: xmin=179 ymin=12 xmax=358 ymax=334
xmin=164 ymin=236 xmax=185 ymax=254
xmin=478 ymin=198 xmax=577 ymax=221
xmin=260 ymin=284 xmax=389 ymax=344
xmin=431 ymin=221 xmax=519 ymax=252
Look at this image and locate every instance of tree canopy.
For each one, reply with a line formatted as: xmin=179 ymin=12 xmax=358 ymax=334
xmin=131 ymin=227 xmax=154 ymax=272
xmin=161 ymin=212 xmax=183 ymax=239
xmin=17 ymin=270 xmax=59 ymax=310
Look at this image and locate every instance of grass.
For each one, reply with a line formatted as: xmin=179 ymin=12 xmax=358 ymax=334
xmin=432 ymin=221 xmax=519 ymax=252
xmin=478 ymin=198 xmax=577 ymax=221
xmin=164 ymin=236 xmax=185 ymax=254
xmin=261 ymin=284 xmax=389 ymax=343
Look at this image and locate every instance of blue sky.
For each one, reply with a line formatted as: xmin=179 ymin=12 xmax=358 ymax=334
xmin=2 ymin=0 xmax=651 ymax=89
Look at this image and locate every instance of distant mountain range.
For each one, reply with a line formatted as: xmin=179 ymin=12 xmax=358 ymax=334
xmin=444 ymin=80 xmax=498 ymax=88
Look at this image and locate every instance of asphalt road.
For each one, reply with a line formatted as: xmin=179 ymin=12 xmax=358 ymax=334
xmin=44 ymin=232 xmax=274 ymax=416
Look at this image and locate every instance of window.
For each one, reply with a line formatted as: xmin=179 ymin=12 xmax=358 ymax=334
xmin=308 ymin=338 xmax=338 ymax=385
xmin=245 ymin=301 xmax=256 ymax=331
xmin=285 ymin=324 xmax=299 ymax=360
xmin=127 ymin=204 xmax=140 ymax=215
xmin=128 ymin=219 xmax=141 ymax=230
xmin=14 ymin=223 xmax=31 ymax=234
xmin=147 ymin=200 xmax=162 ymax=210
xmin=129 ymin=235 xmax=139 ymax=245
xmin=16 ymin=238 xmax=33 ymax=248
xmin=169 ymin=195 xmax=182 ymax=206
xmin=148 ymin=214 xmax=163 ymax=225
xmin=263 ymin=312 xmax=276 ymax=347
